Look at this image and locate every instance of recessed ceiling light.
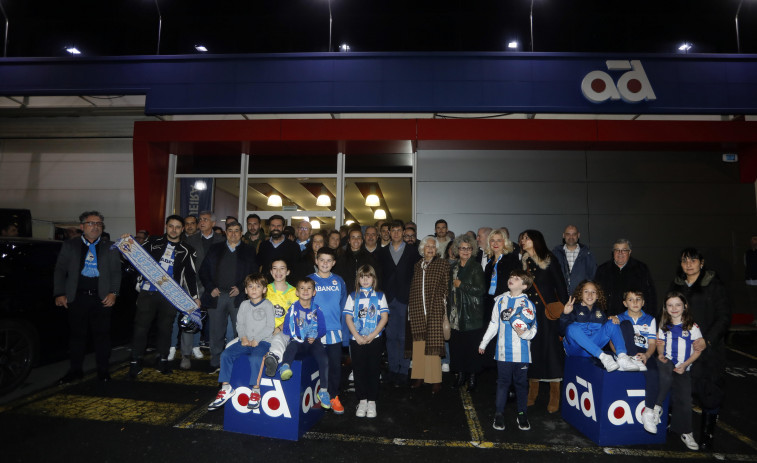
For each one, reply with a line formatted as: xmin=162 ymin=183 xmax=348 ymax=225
xmin=65 ymin=47 xmax=81 ymax=55
xmin=195 ymin=45 xmax=208 ymax=52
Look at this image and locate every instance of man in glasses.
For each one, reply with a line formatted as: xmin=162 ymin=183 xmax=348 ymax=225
xmin=54 ymin=211 xmax=122 ymax=383
xmin=595 ymin=238 xmax=657 ymax=316
xmin=295 ymin=220 xmax=313 ymax=253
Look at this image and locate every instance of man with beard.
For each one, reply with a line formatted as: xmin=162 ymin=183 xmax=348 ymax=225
xmin=257 ymin=215 xmax=301 ymax=284
xmin=241 ymin=213 xmax=266 ymax=253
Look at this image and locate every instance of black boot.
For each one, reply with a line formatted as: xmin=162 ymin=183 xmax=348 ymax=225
xmin=700 ymin=413 xmax=717 ymax=451
xmin=453 ymin=372 xmax=468 ymax=389
xmin=467 ymin=373 xmax=477 ymax=392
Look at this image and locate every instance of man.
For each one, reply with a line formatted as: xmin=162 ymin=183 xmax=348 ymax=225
xmin=403 ymin=227 xmax=417 ymax=245
xmin=54 ymin=211 xmax=121 ymax=383
xmin=745 ymin=234 xmax=757 ymax=326
xmin=256 ymin=215 xmax=301 ymax=283
xmin=135 ymin=229 xmax=149 ymax=245
xmin=335 ymin=228 xmax=379 ymax=293
xmin=377 ymin=220 xmax=420 ymax=386
xmin=432 ymin=219 xmax=451 ymax=256
xmin=379 ymin=222 xmax=391 ymax=247
xmin=552 ymin=225 xmax=597 ymax=296
xmin=475 ymin=226 xmax=492 ymax=270
xmin=595 ymin=239 xmax=657 ymax=316
xmin=364 ymin=226 xmax=380 ymax=257
xmin=183 ymin=214 xmax=199 ymax=239
xmin=1 ymin=222 xmax=19 ymax=237
xmin=241 ymin=213 xmax=265 ymax=252
xmin=199 ymin=222 xmax=259 ymax=373
xmin=295 ymin=220 xmax=312 ymax=252
xmin=405 ymin=221 xmax=418 ymax=233
xmin=186 ymin=211 xmax=225 ymax=268
xmin=128 ymin=215 xmax=201 ymax=377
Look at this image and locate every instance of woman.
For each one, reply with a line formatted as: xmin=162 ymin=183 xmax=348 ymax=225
xmin=669 ymin=247 xmax=730 ymax=451
xmin=447 ymin=234 xmax=486 ymax=391
xmin=291 ymin=231 xmax=326 ymax=284
xmin=483 ymin=228 xmax=520 ymax=315
xmin=407 ymin=236 xmax=450 ymax=394
xmin=519 ymin=229 xmax=568 ymax=413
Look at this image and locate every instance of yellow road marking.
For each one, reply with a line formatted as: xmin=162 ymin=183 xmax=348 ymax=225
xmin=729 ymin=347 xmax=757 ymax=361
xmin=111 ymin=367 xmax=220 ymax=387
xmin=693 ymin=407 xmax=757 ymax=453
xmin=20 ymin=394 xmax=195 ymax=426
xmin=459 ymin=387 xmax=485 ymax=443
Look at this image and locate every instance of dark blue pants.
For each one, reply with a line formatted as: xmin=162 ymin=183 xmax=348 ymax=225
xmin=282 ymin=339 xmax=329 ymax=391
xmin=324 ymin=342 xmax=342 ymax=398
xmin=386 ymin=298 xmax=410 ymax=376
xmin=496 ymin=361 xmax=529 ymax=414
xmin=619 ymin=320 xmax=659 ymax=408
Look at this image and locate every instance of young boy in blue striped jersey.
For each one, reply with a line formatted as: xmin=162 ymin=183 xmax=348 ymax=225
xmin=479 ymin=269 xmax=537 ymax=432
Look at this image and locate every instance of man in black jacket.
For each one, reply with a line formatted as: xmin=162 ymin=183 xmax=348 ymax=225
xmin=377 ymin=220 xmax=420 ymax=385
xmin=257 ymin=215 xmax=300 ymax=283
xmin=335 ymin=228 xmax=379 ymax=293
xmin=199 ymin=221 xmax=259 ymax=373
xmin=595 ymin=238 xmax=657 ymax=316
xmin=128 ymin=215 xmax=201 ymax=378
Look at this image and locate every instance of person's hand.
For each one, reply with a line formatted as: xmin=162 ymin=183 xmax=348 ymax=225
xmin=307 ymin=337 xmax=315 ymax=344
xmin=229 ymin=286 xmax=239 ymax=297
xmin=453 ymin=279 xmax=462 ymax=288
xmin=513 ymin=326 xmax=526 ymax=337
xmin=674 ymin=363 xmax=686 ymax=374
xmin=55 ymin=295 xmax=68 ymax=308
xmin=478 ymin=348 xmax=485 ymax=354
xmin=241 ymin=337 xmax=250 ymax=346
xmin=211 ymin=288 xmax=220 ymax=297
xmin=120 ymin=233 xmax=131 ymax=240
xmin=194 ymin=298 xmax=201 ymax=308
xmin=251 ymin=340 xmax=259 ymax=347
xmin=364 ymin=334 xmax=374 ymax=344
xmin=658 ymin=354 xmax=667 ymax=363
xmin=635 ymin=353 xmax=648 ymax=364
xmin=656 ymin=339 xmax=665 ymax=347
xmin=693 ymin=338 xmax=707 ymax=352
xmin=102 ymin=293 xmax=116 ymax=307
xmin=563 ymin=296 xmax=576 ymax=314
xmin=609 ymin=315 xmax=620 ymax=325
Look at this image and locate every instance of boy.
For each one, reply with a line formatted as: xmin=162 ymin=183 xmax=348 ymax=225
xmin=308 ymin=247 xmax=348 ymax=414
xmin=279 ymin=278 xmax=331 ymax=409
xmin=208 ymin=273 xmax=275 ymax=411
xmin=479 ymin=269 xmax=538 ymax=431
xmin=263 ymin=259 xmax=299 ymax=376
xmin=613 ymin=290 xmax=660 ymax=433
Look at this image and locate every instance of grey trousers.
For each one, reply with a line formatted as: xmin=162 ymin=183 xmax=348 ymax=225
xmin=208 ymin=293 xmax=239 ymax=367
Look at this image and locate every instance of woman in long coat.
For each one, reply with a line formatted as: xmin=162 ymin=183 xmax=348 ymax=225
xmin=407 ymin=236 xmax=450 ymax=394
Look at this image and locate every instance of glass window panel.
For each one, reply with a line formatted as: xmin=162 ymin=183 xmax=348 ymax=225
xmin=345 ymin=153 xmax=412 ymax=174
xmin=343 ymin=177 xmax=412 ymax=227
xmin=246 ymin=177 xmax=337 ymax=213
xmin=172 ymin=178 xmax=240 ymax=224
xmin=249 ymin=154 xmax=337 ymax=174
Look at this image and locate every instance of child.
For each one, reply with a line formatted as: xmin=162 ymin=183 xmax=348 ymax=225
xmin=651 ymin=291 xmax=703 ymax=450
xmin=560 ymin=280 xmax=640 ymax=372
xmin=208 ymin=273 xmax=275 ymax=411
xmin=280 ymin=278 xmax=331 ymax=409
xmin=611 ymin=290 xmax=660 ymax=433
xmin=263 ymin=259 xmax=299 ymax=376
xmin=344 ymin=265 xmax=389 ymax=418
xmin=479 ymin=269 xmax=538 ymax=431
xmin=309 ymin=247 xmax=348 ymax=414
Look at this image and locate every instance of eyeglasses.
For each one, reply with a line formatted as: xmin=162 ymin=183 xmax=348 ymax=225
xmin=613 ymin=249 xmax=630 ymax=254
xmin=298 ymin=227 xmax=310 ymax=231
xmin=458 ymin=246 xmax=473 ymax=251
xmin=82 ymin=221 xmax=104 ymax=227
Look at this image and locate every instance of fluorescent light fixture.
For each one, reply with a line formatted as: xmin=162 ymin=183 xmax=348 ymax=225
xmin=310 ymin=220 xmax=321 ymax=229
xmin=292 ymin=216 xmax=310 ymax=222
xmin=66 ymin=47 xmax=81 ymax=55
xmin=678 ymin=42 xmax=692 ymax=52
xmin=340 ymin=44 xmax=350 ymax=52
xmin=373 ymin=209 xmax=387 ymax=220
xmin=195 ymin=45 xmax=208 ymax=52
xmin=508 ymin=41 xmax=519 ymax=49
xmin=193 ymin=180 xmax=207 ymax=191
xmin=345 ymin=220 xmax=355 ymax=226
xmin=267 ymin=194 xmax=283 ymax=207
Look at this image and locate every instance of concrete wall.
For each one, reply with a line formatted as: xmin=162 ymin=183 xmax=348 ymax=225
xmin=416 ymin=149 xmax=757 ymax=313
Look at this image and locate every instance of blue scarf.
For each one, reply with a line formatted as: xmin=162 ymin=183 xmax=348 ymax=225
xmin=488 ymin=254 xmax=503 ymax=295
xmin=81 ymin=236 xmax=100 ymax=278
xmin=353 ymin=288 xmax=381 ymax=336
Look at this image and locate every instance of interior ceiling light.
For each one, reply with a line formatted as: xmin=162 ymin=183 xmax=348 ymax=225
xmin=267 ymin=194 xmax=283 ymax=207
xmin=373 ymin=209 xmax=387 ymax=220
xmin=508 ymin=41 xmax=518 ymax=49
xmin=345 ymin=220 xmax=355 ymax=226
xmin=310 ymin=220 xmax=321 ymax=229
xmin=193 ymin=180 xmax=207 ymax=191
xmin=316 ymin=187 xmax=331 ymax=207
xmin=365 ymin=185 xmax=380 ymax=207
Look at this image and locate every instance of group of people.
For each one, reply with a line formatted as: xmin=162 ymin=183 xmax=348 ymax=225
xmin=53 ymin=212 xmax=731 ymax=451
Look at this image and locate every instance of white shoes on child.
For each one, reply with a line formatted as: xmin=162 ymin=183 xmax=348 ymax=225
xmin=599 ymin=353 xmax=619 ymax=372
xmin=356 ymin=400 xmax=377 ymax=418
xmin=208 ymin=384 xmax=235 ymax=411
xmin=642 ymin=405 xmax=663 ymax=434
xmin=616 ymin=353 xmax=641 ymax=372
xmin=681 ymin=432 xmax=700 ymax=450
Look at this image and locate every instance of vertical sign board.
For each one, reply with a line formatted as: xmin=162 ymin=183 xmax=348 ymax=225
xmin=179 ymin=178 xmax=214 ymax=218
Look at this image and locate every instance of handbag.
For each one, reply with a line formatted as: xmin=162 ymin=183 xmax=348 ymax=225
xmin=532 ymin=282 xmax=564 ymax=321
xmin=442 ymin=312 xmax=451 ymax=341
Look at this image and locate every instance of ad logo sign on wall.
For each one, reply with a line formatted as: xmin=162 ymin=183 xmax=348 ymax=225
xmin=581 ymin=60 xmax=656 ymax=104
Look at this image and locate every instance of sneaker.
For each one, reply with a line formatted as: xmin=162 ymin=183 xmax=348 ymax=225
xmin=616 ymin=353 xmax=640 ymax=372
xmin=128 ymin=360 xmax=143 ymax=379
xmin=653 ymin=405 xmax=663 ymax=424
xmin=348 ymin=370 xmax=354 ymax=381
xmin=441 ymin=363 xmax=450 ymax=373
xmin=280 ymin=364 xmax=293 ymax=381
xmin=517 ymin=412 xmax=531 ymax=431
xmin=207 ymin=366 xmax=220 ymax=375
xmin=356 ymin=400 xmax=368 ymax=418
xmin=264 ymin=352 xmax=279 ymax=377
xmin=167 ymin=346 xmax=176 ymax=361
xmin=641 ymin=407 xmax=658 ymax=434
xmin=493 ymin=413 xmax=505 ymax=431
xmin=208 ymin=384 xmax=235 ymax=410
xmin=631 ymin=357 xmax=647 ymax=371
xmin=157 ymin=358 xmax=173 ymax=375
xmin=681 ymin=432 xmax=699 ymax=451
xmin=366 ymin=401 xmax=377 ymax=418
xmin=247 ymin=387 xmax=261 ymax=410
xmin=192 ymin=346 xmax=204 ymax=359
xmin=330 ymin=396 xmax=345 ymax=414
xmin=180 ymin=356 xmax=191 ymax=370
xmin=318 ymin=390 xmax=331 ymax=409
xmin=598 ymin=353 xmax=619 ymax=372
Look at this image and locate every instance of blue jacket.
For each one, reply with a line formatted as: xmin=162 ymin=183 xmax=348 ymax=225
xmin=552 ymin=243 xmax=596 ymax=297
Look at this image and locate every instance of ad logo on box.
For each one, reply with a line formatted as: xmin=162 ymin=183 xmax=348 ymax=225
xmin=581 ymin=60 xmax=656 ymax=104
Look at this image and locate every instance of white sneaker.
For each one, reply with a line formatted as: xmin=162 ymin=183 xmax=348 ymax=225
xmin=356 ymin=400 xmax=367 ymax=418
xmin=348 ymin=370 xmax=354 ymax=381
xmin=208 ymin=384 xmax=235 ymax=410
xmin=167 ymin=346 xmax=176 ymax=361
xmin=599 ymin=353 xmax=619 ymax=372
xmin=366 ymin=401 xmax=377 ymax=418
xmin=641 ymin=407 xmax=658 ymax=434
xmin=441 ymin=363 xmax=450 ymax=373
xmin=616 ymin=353 xmax=640 ymax=372
xmin=681 ymin=432 xmax=699 ymax=450
xmin=653 ymin=405 xmax=663 ymax=424
xmin=192 ymin=346 xmax=204 ymax=359
xmin=631 ymin=357 xmax=647 ymax=371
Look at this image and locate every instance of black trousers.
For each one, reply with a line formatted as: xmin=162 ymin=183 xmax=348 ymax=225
xmin=351 ymin=339 xmax=383 ymax=401
xmin=68 ymin=292 xmax=112 ymax=374
xmin=131 ymin=291 xmax=176 ymax=359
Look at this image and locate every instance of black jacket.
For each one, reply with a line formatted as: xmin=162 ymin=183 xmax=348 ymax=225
xmin=335 ymin=247 xmax=380 ymax=293
xmin=257 ymin=238 xmax=301 ymax=284
xmin=377 ymin=242 xmax=420 ymax=304
xmin=139 ymin=235 xmax=200 ymax=299
xmin=595 ymin=257 xmax=657 ymax=316
xmin=483 ymin=251 xmax=521 ymax=312
xmin=199 ymin=241 xmax=258 ymax=308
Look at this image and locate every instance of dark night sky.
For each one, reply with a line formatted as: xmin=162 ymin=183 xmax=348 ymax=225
xmin=2 ymin=0 xmax=755 ymax=57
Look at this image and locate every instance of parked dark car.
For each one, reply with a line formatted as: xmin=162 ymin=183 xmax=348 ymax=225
xmin=0 ymin=237 xmax=136 ymax=395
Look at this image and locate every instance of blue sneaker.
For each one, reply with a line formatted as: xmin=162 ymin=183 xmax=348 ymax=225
xmin=318 ymin=390 xmax=331 ymax=409
xmin=280 ymin=364 xmax=293 ymax=381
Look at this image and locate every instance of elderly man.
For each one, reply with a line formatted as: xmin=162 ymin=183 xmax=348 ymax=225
xmin=364 ymin=226 xmax=380 ymax=257
xmin=186 ymin=211 xmax=225 ymax=267
xmin=54 ymin=211 xmax=121 ymax=383
xmin=295 ymin=220 xmax=312 ymax=252
xmin=552 ymin=225 xmax=597 ymax=296
xmin=595 ymin=238 xmax=657 ymax=316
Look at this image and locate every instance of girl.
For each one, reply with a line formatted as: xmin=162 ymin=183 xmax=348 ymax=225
xmin=653 ymin=291 xmax=703 ymax=451
xmin=560 ymin=280 xmax=641 ymax=372
xmin=344 ymin=265 xmax=389 ymax=418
